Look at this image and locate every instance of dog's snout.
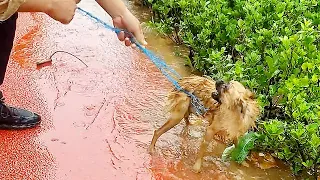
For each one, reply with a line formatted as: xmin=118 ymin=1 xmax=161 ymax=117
xmin=216 ymin=79 xmax=226 ymax=92
xmin=212 ymin=91 xmax=219 ymax=98
xmin=216 ymin=80 xmax=225 ymax=88
xmin=212 ymin=91 xmax=220 ymax=102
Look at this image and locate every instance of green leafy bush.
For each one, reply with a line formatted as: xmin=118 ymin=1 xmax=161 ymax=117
xmin=137 ymin=0 xmax=320 ymax=178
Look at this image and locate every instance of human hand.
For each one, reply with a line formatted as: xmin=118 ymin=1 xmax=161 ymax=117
xmin=45 ymin=0 xmax=79 ymax=24
xmin=112 ymin=10 xmax=147 ymax=48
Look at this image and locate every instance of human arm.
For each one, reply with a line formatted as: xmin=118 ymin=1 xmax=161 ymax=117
xmin=0 ymin=0 xmax=146 ymax=47
xmin=0 ymin=0 xmax=78 ymax=24
xmin=18 ymin=0 xmax=78 ymax=24
xmin=96 ymin=0 xmax=147 ymax=47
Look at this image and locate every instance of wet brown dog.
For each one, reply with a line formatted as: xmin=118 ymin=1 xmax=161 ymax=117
xmin=148 ymin=75 xmax=260 ymax=172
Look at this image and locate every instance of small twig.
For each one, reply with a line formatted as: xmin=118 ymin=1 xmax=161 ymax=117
xmin=105 ymin=139 xmax=121 ymax=161
xmin=114 ymin=137 xmax=124 ymax=148
xmin=105 ymin=139 xmax=119 ymax=170
xmin=86 ymin=98 xmax=106 ymax=130
xmin=52 ymin=67 xmax=71 ymax=110
xmin=50 ymin=50 xmax=88 ymax=67
xmin=111 ymin=110 xmax=117 ymax=133
xmin=52 ymin=67 xmax=60 ymax=110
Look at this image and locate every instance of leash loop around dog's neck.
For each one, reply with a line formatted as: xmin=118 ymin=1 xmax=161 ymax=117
xmin=76 ymin=7 xmax=209 ymax=116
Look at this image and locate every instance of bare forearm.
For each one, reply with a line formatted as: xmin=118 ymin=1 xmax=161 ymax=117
xmin=17 ymin=0 xmax=77 ymax=24
xmin=17 ymin=0 xmax=51 ymax=13
xmin=97 ymin=0 xmax=146 ymax=45
xmin=17 ymin=0 xmax=129 ymax=19
xmin=96 ymin=0 xmax=129 ymax=18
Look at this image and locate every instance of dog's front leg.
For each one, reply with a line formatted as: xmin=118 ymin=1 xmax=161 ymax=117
xmin=193 ymin=124 xmax=217 ymax=173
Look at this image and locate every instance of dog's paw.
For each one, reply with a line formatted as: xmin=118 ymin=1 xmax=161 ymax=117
xmin=192 ymin=159 xmax=202 ymax=173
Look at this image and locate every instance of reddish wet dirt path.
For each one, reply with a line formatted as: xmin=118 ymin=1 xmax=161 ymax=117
xmin=0 ymin=4 xmax=177 ymax=179
xmin=0 ymin=2 xmax=295 ymax=180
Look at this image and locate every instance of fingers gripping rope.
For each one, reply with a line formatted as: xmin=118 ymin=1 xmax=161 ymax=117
xmin=76 ymin=7 xmax=208 ymax=116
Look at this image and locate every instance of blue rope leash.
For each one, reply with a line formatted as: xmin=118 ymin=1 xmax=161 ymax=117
xmin=76 ymin=7 xmax=208 ymax=116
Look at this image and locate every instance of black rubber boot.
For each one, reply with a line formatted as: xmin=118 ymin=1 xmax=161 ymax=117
xmin=0 ymin=91 xmax=41 ymax=129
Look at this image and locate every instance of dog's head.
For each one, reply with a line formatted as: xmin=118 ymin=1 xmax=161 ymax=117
xmin=211 ymin=80 xmax=260 ymax=141
xmin=212 ymin=80 xmax=258 ymax=115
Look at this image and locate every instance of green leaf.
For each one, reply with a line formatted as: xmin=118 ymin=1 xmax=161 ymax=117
xmin=230 ymin=132 xmax=257 ymax=163
xmin=300 ymin=77 xmax=309 ymax=87
xmin=302 ymin=160 xmax=313 ymax=168
xmin=286 ymin=82 xmax=294 ymax=91
xmin=306 ymin=123 xmax=319 ymax=134
xmin=221 ymin=144 xmax=235 ymax=162
xmin=298 ymin=102 xmax=309 ymax=112
xmin=301 ymin=63 xmax=308 ymax=71
xmin=235 ymin=62 xmax=243 ymax=75
xmin=238 ymin=19 xmax=244 ymax=28
xmin=283 ymin=146 xmax=294 ymax=159
xmin=291 ymin=128 xmax=306 ymax=139
xmin=280 ymin=36 xmax=290 ymax=49
xmin=266 ymin=56 xmax=277 ymax=75
xmin=235 ymin=44 xmax=245 ymax=52
xmin=310 ymin=134 xmax=320 ymax=148
xmin=311 ymin=74 xmax=318 ymax=83
xmin=264 ymin=120 xmax=285 ymax=136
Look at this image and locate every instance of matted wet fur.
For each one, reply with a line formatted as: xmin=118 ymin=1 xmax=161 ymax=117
xmin=148 ymin=75 xmax=260 ymax=173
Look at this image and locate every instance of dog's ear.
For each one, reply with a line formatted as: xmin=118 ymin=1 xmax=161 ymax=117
xmin=239 ymin=99 xmax=247 ymax=114
xmin=245 ymin=89 xmax=255 ymax=99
